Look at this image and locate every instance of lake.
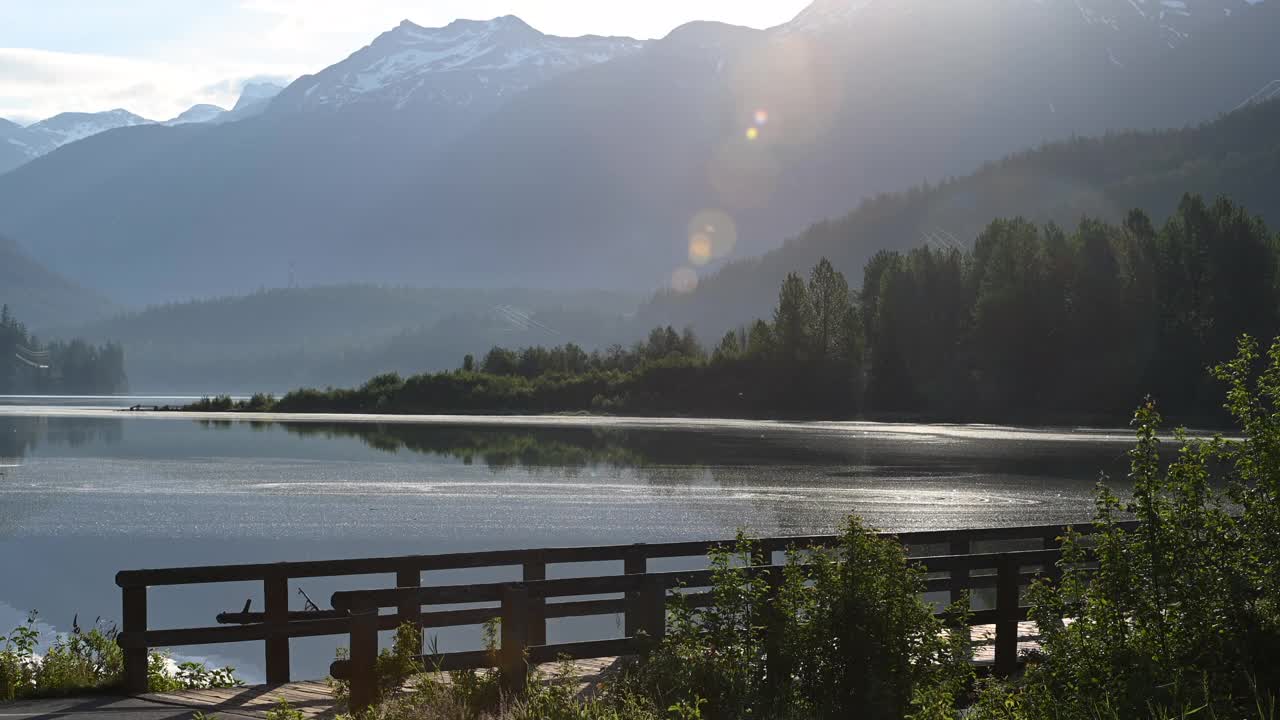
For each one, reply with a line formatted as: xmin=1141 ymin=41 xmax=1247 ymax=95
xmin=0 ymin=397 xmax=1143 ymax=682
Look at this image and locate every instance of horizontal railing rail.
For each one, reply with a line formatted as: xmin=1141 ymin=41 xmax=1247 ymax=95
xmin=115 ymin=521 xmax=1133 ymax=698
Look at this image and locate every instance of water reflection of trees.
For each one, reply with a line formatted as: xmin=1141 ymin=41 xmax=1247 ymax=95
xmin=0 ymin=416 xmax=123 ymax=459
xmin=200 ymin=419 xmax=1153 ymax=533
xmin=273 ymin=423 xmax=658 ymax=470
xmin=253 ymin=421 xmax=1143 ymax=485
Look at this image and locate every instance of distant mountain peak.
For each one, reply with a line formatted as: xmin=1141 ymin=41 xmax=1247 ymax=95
xmin=230 ymin=81 xmax=285 ymax=116
xmin=26 ymin=109 xmax=152 ymax=149
xmin=166 ymin=103 xmax=228 ymax=125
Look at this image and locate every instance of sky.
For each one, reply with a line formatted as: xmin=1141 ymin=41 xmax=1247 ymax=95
xmin=0 ymin=0 xmax=813 ymax=125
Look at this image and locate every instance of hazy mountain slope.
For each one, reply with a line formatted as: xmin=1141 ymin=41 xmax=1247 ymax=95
xmin=67 ymin=286 xmax=639 ymax=392
xmin=0 ymin=1 xmax=1277 ymax=305
xmin=0 ymin=235 xmax=114 ymax=330
xmin=0 ymin=119 xmax=28 ymax=175
xmin=633 ymin=97 xmax=1280 ymax=336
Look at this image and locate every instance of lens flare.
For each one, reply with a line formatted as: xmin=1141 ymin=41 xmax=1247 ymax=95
xmin=689 ymin=233 xmax=714 ymax=265
xmin=671 ymin=267 xmax=699 ymax=293
xmin=745 ymin=126 xmax=760 ymax=140
xmin=754 ymin=109 xmax=769 ymax=126
xmin=687 ymin=210 xmax=738 ymax=262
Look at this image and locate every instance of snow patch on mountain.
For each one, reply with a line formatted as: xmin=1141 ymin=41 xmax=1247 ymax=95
xmin=26 ymin=109 xmax=152 ymax=151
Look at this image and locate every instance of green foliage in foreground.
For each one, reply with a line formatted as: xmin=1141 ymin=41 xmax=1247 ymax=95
xmin=339 ymin=336 xmax=1280 ymax=719
xmin=0 ymin=613 xmax=242 ymax=701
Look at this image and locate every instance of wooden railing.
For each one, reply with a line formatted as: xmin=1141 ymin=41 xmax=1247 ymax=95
xmin=115 ymin=522 xmax=1125 ymax=704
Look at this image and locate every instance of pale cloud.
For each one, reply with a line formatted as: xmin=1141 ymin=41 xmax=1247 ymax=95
xmin=0 ymin=46 xmax=304 ymax=124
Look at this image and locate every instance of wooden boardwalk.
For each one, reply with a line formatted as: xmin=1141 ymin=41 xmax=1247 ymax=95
xmin=144 ymin=681 xmax=338 ymax=719
xmin=126 ymin=626 xmax=1040 ymax=719
xmin=139 ymin=657 xmax=625 ymax=719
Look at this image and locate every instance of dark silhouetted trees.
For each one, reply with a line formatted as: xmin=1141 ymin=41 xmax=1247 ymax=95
xmin=0 ymin=304 xmax=127 ymax=394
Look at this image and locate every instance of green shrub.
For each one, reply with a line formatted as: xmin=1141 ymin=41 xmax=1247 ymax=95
xmin=630 ymin=520 xmax=972 ymax=720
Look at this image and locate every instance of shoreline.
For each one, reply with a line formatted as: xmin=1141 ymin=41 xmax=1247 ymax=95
xmin=0 ymin=403 xmax=1179 ymax=443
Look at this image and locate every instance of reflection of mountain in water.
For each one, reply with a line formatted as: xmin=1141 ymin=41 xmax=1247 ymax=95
xmin=0 ymin=416 xmax=123 ymax=460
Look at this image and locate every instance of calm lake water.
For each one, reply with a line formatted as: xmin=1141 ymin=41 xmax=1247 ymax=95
xmin=0 ymin=397 xmax=1145 ymax=682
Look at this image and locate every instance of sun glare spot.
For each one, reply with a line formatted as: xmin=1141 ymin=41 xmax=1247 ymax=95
xmin=745 ymin=126 xmax=760 ymax=140
xmin=754 ymin=109 xmax=769 ymax=126
xmin=687 ymin=210 xmax=738 ymax=262
xmin=671 ymin=267 xmax=699 ymax=293
xmin=689 ymin=233 xmax=714 ymax=265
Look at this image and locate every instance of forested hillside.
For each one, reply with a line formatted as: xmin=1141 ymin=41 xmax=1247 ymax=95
xmin=637 ymin=98 xmax=1280 ymax=337
xmin=211 ymin=192 xmax=1276 ymax=425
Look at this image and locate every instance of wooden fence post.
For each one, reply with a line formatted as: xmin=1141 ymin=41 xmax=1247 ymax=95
xmin=1042 ymin=532 xmax=1063 ymax=584
xmin=523 ymin=557 xmax=547 ymax=647
xmin=264 ymin=573 xmax=290 ymax=684
xmin=348 ymin=607 xmax=380 ymax=714
xmin=122 ymin=586 xmax=149 ymax=694
xmin=639 ymin=575 xmax=667 ymax=645
xmin=994 ymin=555 xmax=1020 ymax=676
xmin=623 ymin=546 xmax=647 ymax=638
xmin=501 ymin=584 xmax=530 ymax=694
xmin=949 ymin=538 xmax=970 ymax=607
xmin=396 ymin=568 xmax=423 ymax=654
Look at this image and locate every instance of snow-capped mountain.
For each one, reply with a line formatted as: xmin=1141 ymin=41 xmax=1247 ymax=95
xmin=3 ymin=0 xmax=1280 ymax=306
xmin=1 ymin=108 xmax=153 ymax=175
xmin=272 ymin=16 xmax=644 ymax=117
xmin=25 ymin=109 xmax=151 ymax=153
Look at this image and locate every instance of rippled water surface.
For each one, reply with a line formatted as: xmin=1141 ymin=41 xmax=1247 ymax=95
xmin=0 ymin=397 xmax=1142 ymax=681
